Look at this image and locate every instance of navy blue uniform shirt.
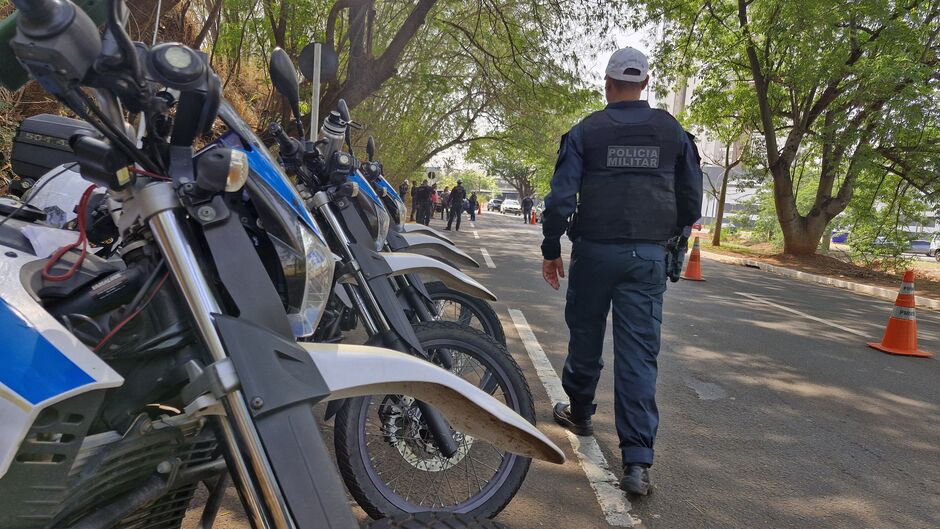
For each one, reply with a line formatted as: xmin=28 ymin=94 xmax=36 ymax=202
xmin=540 ymin=100 xmax=703 ymax=260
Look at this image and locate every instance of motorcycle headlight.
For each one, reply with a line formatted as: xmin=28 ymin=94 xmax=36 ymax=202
xmin=272 ymin=220 xmax=334 ymax=338
xmin=393 ymin=194 xmax=407 ymax=230
xmin=374 ymin=204 xmax=390 ymax=251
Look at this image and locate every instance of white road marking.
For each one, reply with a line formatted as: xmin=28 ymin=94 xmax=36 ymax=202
xmin=480 ymin=248 xmax=496 ymax=268
xmin=470 ymin=222 xmax=476 ymax=228
xmin=509 ymin=309 xmax=638 ymax=527
xmin=473 ymin=230 xmax=480 ymax=239
xmin=736 ymin=291 xmax=869 ymax=337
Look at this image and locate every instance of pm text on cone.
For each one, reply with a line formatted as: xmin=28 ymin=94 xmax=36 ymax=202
xmin=868 ymin=270 xmax=932 ymax=358
xmin=681 ymin=236 xmax=705 ymax=281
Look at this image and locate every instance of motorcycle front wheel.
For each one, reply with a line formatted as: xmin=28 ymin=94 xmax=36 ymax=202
xmin=423 ymin=281 xmax=506 ymax=346
xmin=367 ymin=512 xmax=511 ymax=529
xmin=335 ymin=321 xmax=534 ymax=519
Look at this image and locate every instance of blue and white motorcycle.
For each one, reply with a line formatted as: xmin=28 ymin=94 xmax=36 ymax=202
xmin=261 ymin=61 xmax=531 ymax=518
xmin=0 ymin=2 xmax=563 ymax=528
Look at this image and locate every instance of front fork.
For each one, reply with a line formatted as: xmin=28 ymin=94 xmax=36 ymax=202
xmin=148 ymin=207 xmax=292 ymax=529
xmin=311 ymin=191 xmax=460 ymax=458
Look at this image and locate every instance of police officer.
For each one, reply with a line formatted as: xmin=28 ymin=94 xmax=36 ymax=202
xmin=522 ymin=195 xmax=534 ymax=223
xmin=414 ymin=179 xmax=433 ymax=226
xmin=541 ymin=47 xmax=702 ymax=496
xmin=444 ymin=179 xmax=467 ymax=231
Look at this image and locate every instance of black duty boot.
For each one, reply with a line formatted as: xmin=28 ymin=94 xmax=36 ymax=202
xmin=552 ymin=402 xmax=593 ymax=436
xmin=620 ymin=464 xmax=651 ymax=496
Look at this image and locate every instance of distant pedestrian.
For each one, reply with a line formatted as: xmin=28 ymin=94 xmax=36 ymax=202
xmin=522 ymin=195 xmax=534 ymax=223
xmin=441 ymin=186 xmax=451 ymax=220
xmin=414 ymin=179 xmax=433 ymax=225
xmin=431 ymin=183 xmax=440 ymax=222
xmin=409 ymin=179 xmax=419 ymax=222
xmin=444 ymin=179 xmax=467 ymax=231
xmin=468 ymin=193 xmax=478 ymax=221
xmin=399 ymin=179 xmax=410 ymax=202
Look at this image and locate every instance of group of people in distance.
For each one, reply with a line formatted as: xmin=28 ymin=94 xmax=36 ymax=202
xmin=399 ymin=172 xmax=478 ymax=231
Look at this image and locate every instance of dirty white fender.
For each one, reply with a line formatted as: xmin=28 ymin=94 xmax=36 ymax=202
xmin=397 ymin=232 xmax=480 ymax=269
xmin=400 ymin=224 xmax=455 ymax=245
xmin=301 ymin=341 xmax=565 ymax=464
xmin=380 ymin=251 xmax=496 ymax=301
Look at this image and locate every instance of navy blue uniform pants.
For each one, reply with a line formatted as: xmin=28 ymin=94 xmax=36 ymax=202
xmin=446 ymin=205 xmax=462 ymax=230
xmin=562 ymin=239 xmax=667 ymax=466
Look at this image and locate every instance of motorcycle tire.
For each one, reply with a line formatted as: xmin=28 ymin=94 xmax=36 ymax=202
xmin=335 ymin=321 xmax=534 ymax=520
xmin=365 ymin=512 xmax=510 ymax=529
xmin=423 ymin=281 xmax=506 ymax=346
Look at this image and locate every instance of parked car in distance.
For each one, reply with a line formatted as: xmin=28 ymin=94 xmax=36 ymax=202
xmin=929 ymin=234 xmax=940 ymax=257
xmin=831 ymin=231 xmax=849 ymax=244
xmin=909 ymin=239 xmax=931 ymax=255
xmin=501 ymin=199 xmax=522 ymax=215
xmin=487 ymin=198 xmax=503 ymax=212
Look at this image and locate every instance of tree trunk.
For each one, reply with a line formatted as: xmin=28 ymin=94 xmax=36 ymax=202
xmin=712 ymin=166 xmax=731 ymax=247
xmin=779 ymin=212 xmax=830 ymax=255
xmin=819 ymin=224 xmax=833 ymax=254
xmin=193 ymin=0 xmax=224 ymax=48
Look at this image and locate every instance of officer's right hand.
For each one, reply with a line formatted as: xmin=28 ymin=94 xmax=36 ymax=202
xmin=542 ymin=258 xmax=565 ymax=290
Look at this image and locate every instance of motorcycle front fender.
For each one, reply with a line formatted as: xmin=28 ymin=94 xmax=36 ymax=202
xmin=300 ymin=342 xmax=565 ymax=464
xmin=379 ymin=252 xmax=496 ymax=301
xmin=400 ymin=224 xmax=455 ymax=245
xmin=396 ymin=232 xmax=480 ymax=269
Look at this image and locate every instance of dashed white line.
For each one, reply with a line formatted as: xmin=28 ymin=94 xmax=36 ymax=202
xmin=736 ymin=291 xmax=869 ymax=337
xmin=473 ymin=230 xmax=479 ymax=239
xmin=480 ymin=248 xmax=495 ymax=268
xmin=509 ymin=309 xmax=638 ymax=527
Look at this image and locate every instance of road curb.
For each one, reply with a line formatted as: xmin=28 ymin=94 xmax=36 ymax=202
xmin=699 ymin=250 xmax=940 ymax=312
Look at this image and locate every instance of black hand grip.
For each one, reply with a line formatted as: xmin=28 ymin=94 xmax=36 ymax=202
xmin=269 ymin=122 xmax=299 ymax=158
xmin=13 ymin=0 xmax=57 ymax=21
xmin=0 ymin=0 xmax=106 ymax=90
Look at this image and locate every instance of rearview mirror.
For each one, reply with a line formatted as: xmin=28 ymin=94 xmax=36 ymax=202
xmin=367 ymin=136 xmax=375 ymax=161
xmin=336 ymin=99 xmax=350 ymax=122
xmin=269 ymin=47 xmax=302 ymax=130
xmin=299 ymin=42 xmax=339 ymax=82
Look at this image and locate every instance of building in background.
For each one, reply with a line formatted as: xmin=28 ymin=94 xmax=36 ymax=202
xmin=659 ymin=78 xmax=757 ymax=227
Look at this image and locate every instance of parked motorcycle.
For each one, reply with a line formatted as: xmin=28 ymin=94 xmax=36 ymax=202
xmin=260 ymin=58 xmax=535 ymax=518
xmin=359 ymin=137 xmax=507 ymax=345
xmin=0 ymin=2 xmax=563 ymax=529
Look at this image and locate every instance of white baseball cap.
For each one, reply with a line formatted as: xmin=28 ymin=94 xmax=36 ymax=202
xmin=605 ymin=47 xmax=649 ymax=82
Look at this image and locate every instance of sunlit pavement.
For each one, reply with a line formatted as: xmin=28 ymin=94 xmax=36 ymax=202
xmin=182 ymin=211 xmax=940 ymax=529
xmin=442 ymin=211 xmax=940 ymax=529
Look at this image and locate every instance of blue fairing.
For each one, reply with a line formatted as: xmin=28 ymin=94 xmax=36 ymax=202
xmin=216 ymin=131 xmax=322 ymax=238
xmin=375 ymin=176 xmax=401 ymax=201
xmin=0 ymin=299 xmax=94 ymax=404
xmin=349 ymin=171 xmax=385 ymax=210
xmin=215 ymin=104 xmax=323 ymax=240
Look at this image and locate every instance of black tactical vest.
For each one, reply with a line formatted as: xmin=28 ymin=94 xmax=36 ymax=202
xmin=575 ymin=108 xmax=683 ymax=242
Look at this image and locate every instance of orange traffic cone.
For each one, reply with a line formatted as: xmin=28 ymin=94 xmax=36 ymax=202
xmin=868 ymin=270 xmax=932 ymax=358
xmin=681 ymin=236 xmax=705 ymax=281
xmin=530 ymin=211 xmax=537 ymax=224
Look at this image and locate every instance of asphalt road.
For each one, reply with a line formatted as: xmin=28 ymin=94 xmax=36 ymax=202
xmin=184 ymin=211 xmax=940 ymax=529
xmin=436 ymin=211 xmax=940 ymax=529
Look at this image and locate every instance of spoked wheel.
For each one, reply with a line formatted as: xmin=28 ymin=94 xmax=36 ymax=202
xmin=423 ymin=282 xmax=506 ymax=346
xmin=335 ymin=322 xmax=534 ymax=519
xmin=365 ymin=512 xmax=511 ymax=528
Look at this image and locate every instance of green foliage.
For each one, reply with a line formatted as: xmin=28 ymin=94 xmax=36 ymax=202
xmin=637 ymin=0 xmax=940 ymax=254
xmin=842 ymin=166 xmax=928 ymax=271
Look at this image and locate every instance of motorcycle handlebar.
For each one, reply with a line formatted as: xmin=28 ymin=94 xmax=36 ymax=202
xmin=269 ymin=122 xmax=299 ymax=158
xmin=13 ymin=0 xmax=57 ymax=21
xmin=0 ymin=0 xmax=106 ymax=90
